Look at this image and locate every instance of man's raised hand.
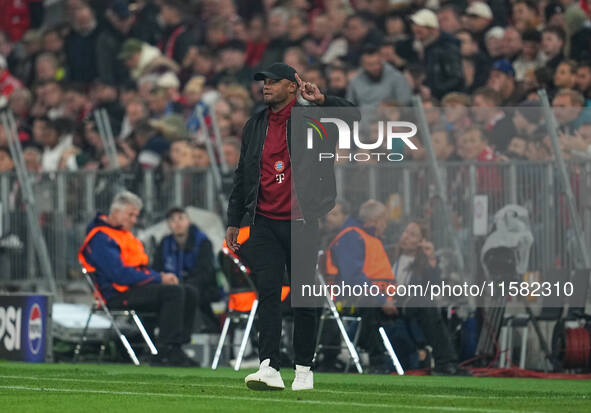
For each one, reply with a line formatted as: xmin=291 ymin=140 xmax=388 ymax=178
xmin=295 ymin=73 xmax=325 ymax=105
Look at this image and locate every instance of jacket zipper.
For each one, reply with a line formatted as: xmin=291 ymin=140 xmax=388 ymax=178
xmin=285 ymin=120 xmax=306 ymax=224
xmin=251 ymin=121 xmax=268 ymax=225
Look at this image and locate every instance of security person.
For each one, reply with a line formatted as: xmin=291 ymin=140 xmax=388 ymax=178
xmin=225 ymin=62 xmax=354 ymax=391
xmin=325 ymin=199 xmax=397 ymax=371
xmin=78 ymin=191 xmax=198 ymax=367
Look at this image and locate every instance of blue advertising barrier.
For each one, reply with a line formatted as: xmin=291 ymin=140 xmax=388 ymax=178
xmin=0 ymin=294 xmax=52 ymax=362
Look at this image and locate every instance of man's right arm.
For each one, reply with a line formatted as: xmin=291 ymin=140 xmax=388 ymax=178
xmin=227 ymin=120 xmax=251 ymax=228
xmin=85 ymin=233 xmax=162 ymax=286
xmin=332 ymin=231 xmax=366 ymax=285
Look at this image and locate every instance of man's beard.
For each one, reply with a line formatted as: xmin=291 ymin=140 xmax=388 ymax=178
xmin=367 ymin=68 xmax=383 ymax=82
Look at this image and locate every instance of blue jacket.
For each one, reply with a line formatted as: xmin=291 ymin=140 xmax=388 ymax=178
xmin=153 ymin=224 xmax=220 ymax=302
xmin=330 ymin=216 xmax=372 ymax=286
xmin=80 ymin=213 xmax=162 ymax=300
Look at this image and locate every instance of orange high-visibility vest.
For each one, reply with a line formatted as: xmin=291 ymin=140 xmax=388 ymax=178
xmin=78 ymin=223 xmax=150 ymax=293
xmin=325 ymin=226 xmax=395 ymax=291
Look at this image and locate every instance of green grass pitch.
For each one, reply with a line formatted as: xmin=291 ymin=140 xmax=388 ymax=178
xmin=0 ymin=361 xmax=590 ymax=412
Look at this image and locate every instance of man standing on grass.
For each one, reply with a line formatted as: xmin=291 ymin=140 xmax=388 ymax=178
xmin=225 ymin=62 xmax=353 ymax=391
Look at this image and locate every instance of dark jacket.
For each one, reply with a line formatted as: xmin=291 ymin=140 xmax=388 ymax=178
xmin=159 ymin=22 xmax=195 ymax=64
xmin=65 ymin=26 xmax=102 ymax=84
xmin=153 ymin=224 xmax=219 ymax=303
xmin=423 ymin=32 xmax=464 ymax=100
xmin=227 ymin=95 xmax=355 ymax=227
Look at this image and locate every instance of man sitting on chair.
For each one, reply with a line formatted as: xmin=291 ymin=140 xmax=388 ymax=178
xmin=78 ymin=191 xmax=199 ymax=367
xmin=153 ymin=207 xmax=220 ymax=333
xmin=324 ymin=199 xmax=398 ymax=372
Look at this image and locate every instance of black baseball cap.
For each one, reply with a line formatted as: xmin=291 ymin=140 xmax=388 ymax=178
xmin=254 ymin=63 xmax=297 ymax=82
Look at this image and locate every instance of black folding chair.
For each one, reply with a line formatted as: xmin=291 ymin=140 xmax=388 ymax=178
xmin=74 ymin=268 xmax=158 ymax=365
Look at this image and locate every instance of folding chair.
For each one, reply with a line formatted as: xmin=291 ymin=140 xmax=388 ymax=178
xmin=211 ymin=228 xmax=291 ymax=371
xmin=74 ymin=268 xmax=158 ymax=365
xmin=313 ymin=251 xmax=364 ymax=373
xmin=313 ymin=251 xmax=405 ymax=375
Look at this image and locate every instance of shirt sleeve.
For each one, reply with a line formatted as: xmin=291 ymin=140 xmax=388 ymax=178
xmin=85 ymin=232 xmax=162 ymax=286
xmin=331 ymin=230 xmax=367 ymax=285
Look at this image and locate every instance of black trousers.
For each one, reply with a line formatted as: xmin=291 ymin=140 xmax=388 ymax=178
xmin=241 ymin=214 xmax=319 ymax=371
xmin=108 ymin=283 xmax=200 ymax=346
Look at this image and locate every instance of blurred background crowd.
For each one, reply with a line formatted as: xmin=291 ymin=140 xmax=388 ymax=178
xmin=0 ymin=0 xmax=591 ymax=175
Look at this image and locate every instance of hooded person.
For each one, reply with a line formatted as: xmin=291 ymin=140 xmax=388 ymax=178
xmin=119 ymin=38 xmax=179 ymax=80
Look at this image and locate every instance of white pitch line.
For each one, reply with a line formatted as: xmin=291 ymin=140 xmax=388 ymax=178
xmin=0 ymin=384 xmax=544 ymax=413
xmin=0 ymin=375 xmax=583 ymax=402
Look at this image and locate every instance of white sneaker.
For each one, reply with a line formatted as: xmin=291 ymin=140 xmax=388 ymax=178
xmin=291 ymin=365 xmax=313 ymax=391
xmin=244 ymin=359 xmax=285 ymax=390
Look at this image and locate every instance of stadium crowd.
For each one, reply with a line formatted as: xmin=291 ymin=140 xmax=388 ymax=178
xmin=0 ymin=0 xmax=590 ymax=174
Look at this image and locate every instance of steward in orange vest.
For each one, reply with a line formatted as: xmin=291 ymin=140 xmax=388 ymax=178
xmin=78 ymin=213 xmax=162 ymax=300
xmin=325 ymin=216 xmax=395 ymax=303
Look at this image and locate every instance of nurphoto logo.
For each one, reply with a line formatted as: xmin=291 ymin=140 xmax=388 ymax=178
xmin=305 ymin=117 xmax=419 ymax=162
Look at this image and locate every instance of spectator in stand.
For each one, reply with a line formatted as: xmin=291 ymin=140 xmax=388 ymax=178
xmin=437 ymin=5 xmax=463 ymax=35
xmin=502 ymin=27 xmax=523 ymax=62
xmin=213 ymin=40 xmax=253 ymax=89
xmin=462 ymin=1 xmax=494 ymax=53
xmin=244 ymin=15 xmax=267 ymax=68
xmin=542 ymin=26 xmax=566 ymax=72
xmin=552 ymin=88 xmax=587 ymax=132
xmin=512 ymin=0 xmax=541 ymax=33
xmin=456 ymin=29 xmax=490 ymax=92
xmin=411 ymin=9 xmax=464 ymax=100
xmin=575 ymin=62 xmax=591 ymax=102
xmin=222 ymin=137 xmax=241 ymax=170
xmin=554 ymin=60 xmax=578 ymax=90
xmin=442 ymin=92 xmax=472 ymax=133
xmin=505 ymin=136 xmax=529 ymax=160
xmin=432 ymin=128 xmax=460 ymax=161
xmin=157 ymin=0 xmax=197 ymax=67
xmin=327 ymin=65 xmax=349 ymax=98
xmin=9 ymin=87 xmax=32 ymax=123
xmin=119 ymin=98 xmax=148 ymax=140
xmin=347 ymin=45 xmax=411 ymax=108
xmin=168 ymin=138 xmax=194 ymax=169
xmin=22 ymin=141 xmax=42 ymax=172
xmin=192 ymin=143 xmax=210 ymax=169
xmin=0 ymin=0 xmax=43 ymax=43
xmin=0 ymin=55 xmax=22 ymax=106
xmin=0 ymin=146 xmax=14 ymax=172
xmin=472 ymin=87 xmax=516 ymax=152
xmin=484 ymin=26 xmax=505 ymax=59
xmin=343 ymin=13 xmax=383 ymax=67
xmin=487 ymin=59 xmax=524 ymax=105
xmin=512 ymin=29 xmax=544 ymax=82
xmin=258 ymin=8 xmax=290 ymax=69
xmin=147 ymin=86 xmax=181 ymax=119
xmin=37 ymin=117 xmax=73 ymax=172
xmin=96 ymin=0 xmax=138 ymax=87
xmin=65 ymin=4 xmax=101 ymax=84
xmin=513 ymin=100 xmax=543 ymax=139
xmin=130 ymin=119 xmax=169 ymax=169
xmin=34 ymin=52 xmax=62 ymax=83
xmin=119 ymin=38 xmax=179 ymax=81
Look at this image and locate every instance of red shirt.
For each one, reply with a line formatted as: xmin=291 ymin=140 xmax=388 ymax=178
xmin=0 ymin=0 xmax=37 ymax=42
xmin=256 ymin=97 xmax=302 ymax=220
xmin=0 ymin=69 xmax=22 ymax=98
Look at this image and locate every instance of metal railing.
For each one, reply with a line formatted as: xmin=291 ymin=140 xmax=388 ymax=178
xmin=0 ymin=160 xmax=589 ymax=287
